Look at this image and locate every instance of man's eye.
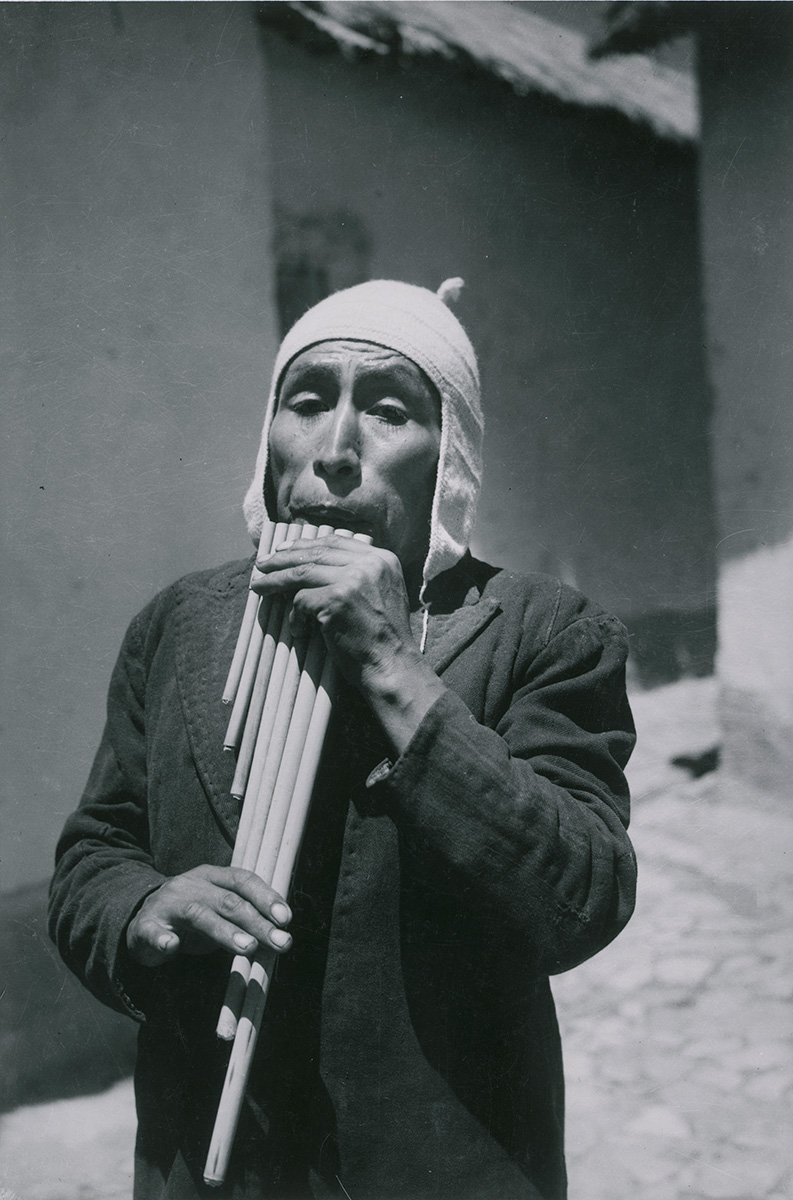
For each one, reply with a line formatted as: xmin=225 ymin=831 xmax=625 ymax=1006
xmin=288 ymin=393 xmax=326 ymax=416
xmin=371 ymin=402 xmax=408 ymax=426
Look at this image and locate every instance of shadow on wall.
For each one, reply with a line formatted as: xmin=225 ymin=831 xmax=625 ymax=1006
xmin=0 ymin=882 xmax=137 ymax=1113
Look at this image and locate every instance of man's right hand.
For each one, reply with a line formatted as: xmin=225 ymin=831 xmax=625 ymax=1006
xmin=125 ymin=864 xmax=292 ymax=967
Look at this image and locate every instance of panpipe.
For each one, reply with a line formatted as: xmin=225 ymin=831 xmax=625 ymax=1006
xmin=203 ymin=519 xmax=369 ymax=1187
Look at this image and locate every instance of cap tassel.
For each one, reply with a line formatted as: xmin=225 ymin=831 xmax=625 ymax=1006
xmin=436 ymin=277 xmax=465 ymax=306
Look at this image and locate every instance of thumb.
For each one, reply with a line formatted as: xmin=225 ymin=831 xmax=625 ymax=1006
xmin=288 ymin=604 xmax=311 ymax=640
xmin=127 ymin=915 xmax=182 ymax=967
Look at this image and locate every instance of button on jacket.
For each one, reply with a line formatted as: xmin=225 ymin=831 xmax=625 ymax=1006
xmin=49 ymin=553 xmax=636 ymax=1200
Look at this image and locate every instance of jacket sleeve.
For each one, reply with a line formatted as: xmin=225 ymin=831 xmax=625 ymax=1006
xmin=48 ymin=603 xmax=169 ymax=1020
xmin=377 ymin=609 xmax=637 ymax=975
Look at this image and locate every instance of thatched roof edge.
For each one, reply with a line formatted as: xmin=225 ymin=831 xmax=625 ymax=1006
xmin=262 ymin=1 xmax=698 ymax=143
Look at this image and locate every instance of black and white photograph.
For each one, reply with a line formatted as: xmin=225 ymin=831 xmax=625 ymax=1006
xmin=1 ymin=2 xmax=791 ymax=1198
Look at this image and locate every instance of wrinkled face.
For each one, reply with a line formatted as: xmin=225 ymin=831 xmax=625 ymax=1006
xmin=268 ymin=340 xmax=441 ymax=578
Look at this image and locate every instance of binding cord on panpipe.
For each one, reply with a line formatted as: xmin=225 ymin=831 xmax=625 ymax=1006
xmin=204 ymin=520 xmax=370 ymax=1187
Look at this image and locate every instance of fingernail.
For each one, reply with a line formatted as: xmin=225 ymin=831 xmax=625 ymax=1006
xmin=270 ymin=929 xmax=292 ymax=949
xmin=271 ymin=903 xmax=290 ymax=925
xmin=233 ymin=932 xmax=256 ymax=950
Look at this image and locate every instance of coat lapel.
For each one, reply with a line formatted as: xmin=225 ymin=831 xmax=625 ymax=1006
xmin=422 ymin=596 xmax=501 ymax=675
xmin=413 ymin=556 xmax=502 ymax=675
xmin=174 ymin=563 xmax=252 ymax=843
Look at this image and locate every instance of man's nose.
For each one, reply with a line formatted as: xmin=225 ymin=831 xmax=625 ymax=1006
xmin=314 ymin=401 xmax=361 ymax=479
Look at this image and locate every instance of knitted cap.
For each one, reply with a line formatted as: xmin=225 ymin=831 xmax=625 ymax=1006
xmin=243 ymin=279 xmax=483 ymax=596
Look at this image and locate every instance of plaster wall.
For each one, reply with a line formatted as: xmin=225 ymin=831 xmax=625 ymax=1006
xmin=263 ymin=35 xmax=717 ymax=683
xmin=1 ymin=2 xmax=278 ymax=892
xmin=698 ymin=10 xmax=793 ymax=788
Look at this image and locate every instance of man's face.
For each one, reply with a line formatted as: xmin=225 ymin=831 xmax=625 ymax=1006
xmin=268 ymin=340 xmax=441 ymax=578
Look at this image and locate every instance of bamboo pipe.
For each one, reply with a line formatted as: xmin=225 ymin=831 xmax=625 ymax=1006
xmin=228 ymin=522 xmax=299 ymax=789
xmin=216 ymin=524 xmax=332 ymax=1039
xmin=251 ymin=630 xmax=326 ymax=885
xmin=215 ymin=628 xmax=327 ymax=1042
xmin=229 ymin=597 xmax=283 ymax=800
xmin=204 ymin=653 xmax=338 ymax=1188
xmin=206 ymin=530 xmax=369 ymax=1178
xmin=221 ymin=521 xmax=276 ymax=705
xmin=249 ymin=529 xmax=361 ymax=888
xmin=222 ymin=521 xmax=288 ymax=752
xmin=233 ymin=523 xmax=318 ymax=855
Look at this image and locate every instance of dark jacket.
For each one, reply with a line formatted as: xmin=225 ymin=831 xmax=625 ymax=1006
xmin=49 ymin=554 xmax=636 ymax=1200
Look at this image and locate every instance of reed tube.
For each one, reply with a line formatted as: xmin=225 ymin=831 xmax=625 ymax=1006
xmin=221 ymin=521 xmax=276 ymax=706
xmin=229 ymin=519 xmax=311 ymax=799
xmin=223 ymin=522 xmax=288 ymax=752
xmin=204 ymin=653 xmax=338 ymax=1188
xmin=205 ymin=527 xmax=366 ymax=1185
xmin=234 ymin=523 xmax=318 ymax=859
xmin=217 ymin=524 xmax=329 ymax=1038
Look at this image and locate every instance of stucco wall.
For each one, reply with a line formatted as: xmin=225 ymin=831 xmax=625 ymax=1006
xmin=1 ymin=4 xmax=719 ymax=895
xmin=1 ymin=2 xmax=278 ymax=893
xmin=698 ymin=8 xmax=793 ymax=789
xmin=262 ymin=32 xmax=717 ymax=686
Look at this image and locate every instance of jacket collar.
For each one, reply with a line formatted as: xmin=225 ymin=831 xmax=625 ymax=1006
xmin=412 ymin=552 xmax=501 ymax=674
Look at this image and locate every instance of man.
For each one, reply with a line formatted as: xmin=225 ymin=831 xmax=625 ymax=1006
xmin=49 ymin=279 xmax=637 ymax=1200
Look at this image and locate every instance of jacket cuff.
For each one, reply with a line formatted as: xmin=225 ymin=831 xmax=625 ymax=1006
xmin=106 ymin=870 xmax=168 ymax=1022
xmin=370 ymin=688 xmax=476 ymax=804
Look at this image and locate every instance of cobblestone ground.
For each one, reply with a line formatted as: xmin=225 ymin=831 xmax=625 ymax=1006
xmin=555 ymin=680 xmax=793 ymax=1200
xmin=1 ymin=680 xmax=790 ymax=1199
xmin=0 ymin=1080 xmax=135 ymax=1200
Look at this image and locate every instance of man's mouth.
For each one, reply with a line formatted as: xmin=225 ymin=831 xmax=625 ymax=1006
xmin=289 ymin=504 xmax=376 ymax=538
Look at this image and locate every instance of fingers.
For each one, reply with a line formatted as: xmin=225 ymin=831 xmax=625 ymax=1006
xmin=255 ymin=534 xmax=395 ymax=583
xmin=253 ymin=558 xmax=338 ymax=598
xmin=253 ymin=539 xmax=400 ymax=614
xmin=125 ymin=866 xmax=294 ymax=967
xmin=210 ymin=864 xmax=292 ymax=927
xmin=181 ymin=891 xmax=292 ymax=958
xmin=252 ymin=531 xmax=413 ymax=690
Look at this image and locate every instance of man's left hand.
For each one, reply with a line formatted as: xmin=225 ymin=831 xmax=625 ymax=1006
xmin=252 ymin=534 xmax=446 ymax=753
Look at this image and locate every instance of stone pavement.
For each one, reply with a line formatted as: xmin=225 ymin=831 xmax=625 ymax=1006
xmin=1 ymin=679 xmax=791 ymax=1199
xmin=555 ymin=680 xmax=793 ymax=1200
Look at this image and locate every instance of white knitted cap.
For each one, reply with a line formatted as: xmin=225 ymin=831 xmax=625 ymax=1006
xmin=243 ymin=279 xmax=483 ymax=596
